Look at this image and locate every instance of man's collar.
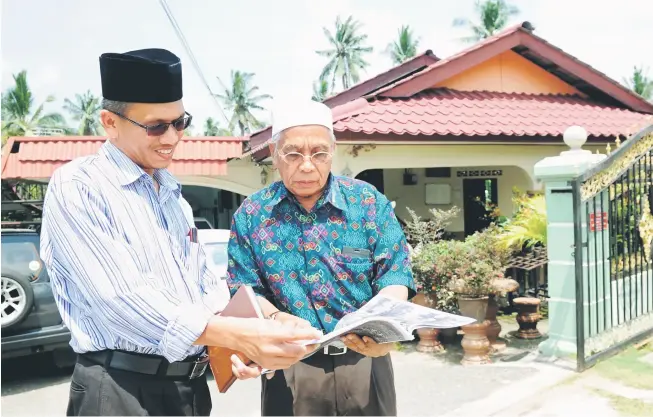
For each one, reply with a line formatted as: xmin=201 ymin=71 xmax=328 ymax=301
xmin=268 ymin=174 xmax=347 ymax=212
xmin=99 ymin=140 xmax=181 ymax=195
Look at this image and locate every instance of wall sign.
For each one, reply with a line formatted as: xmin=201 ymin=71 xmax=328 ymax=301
xmin=589 ymin=211 xmax=608 ymax=232
xmin=457 ymin=169 xmax=503 ymax=177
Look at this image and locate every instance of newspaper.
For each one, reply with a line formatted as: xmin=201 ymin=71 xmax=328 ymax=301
xmin=300 ymin=294 xmax=476 ymax=357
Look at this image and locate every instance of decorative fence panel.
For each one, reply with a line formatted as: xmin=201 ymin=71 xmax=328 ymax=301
xmin=571 ymin=124 xmax=653 ymax=371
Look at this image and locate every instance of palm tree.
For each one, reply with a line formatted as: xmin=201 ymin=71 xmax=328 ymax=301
xmin=316 ymin=15 xmax=373 ymax=92
xmin=623 ymin=66 xmax=653 ymax=101
xmin=385 ymin=25 xmax=420 ymax=65
xmin=63 ymin=90 xmax=103 ymax=135
xmin=453 ymin=0 xmax=519 ymax=43
xmin=214 ymin=70 xmax=271 ymax=136
xmin=203 ymin=117 xmax=233 ymax=136
xmin=312 ymin=80 xmax=331 ymax=102
xmin=1 ymin=70 xmax=67 ymax=145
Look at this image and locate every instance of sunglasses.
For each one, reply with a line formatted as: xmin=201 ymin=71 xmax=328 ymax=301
xmin=111 ymin=111 xmax=192 ymax=137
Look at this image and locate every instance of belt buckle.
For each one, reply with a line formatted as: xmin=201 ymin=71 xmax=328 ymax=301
xmin=189 ymin=355 xmax=209 ymax=379
xmin=324 ymin=346 xmax=348 ymax=355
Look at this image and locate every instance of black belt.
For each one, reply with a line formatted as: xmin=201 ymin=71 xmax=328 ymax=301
xmin=80 ymin=349 xmax=209 ymax=380
xmin=323 ymin=345 xmax=348 ymax=355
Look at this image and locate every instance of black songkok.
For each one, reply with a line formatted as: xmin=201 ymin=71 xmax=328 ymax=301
xmin=99 ymin=48 xmax=182 ymax=103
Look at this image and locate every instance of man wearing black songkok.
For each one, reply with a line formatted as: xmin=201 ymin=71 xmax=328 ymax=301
xmin=39 ymin=48 xmax=321 ymax=416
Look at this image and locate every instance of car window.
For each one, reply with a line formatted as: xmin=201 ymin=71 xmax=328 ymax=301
xmin=1 ymin=240 xmax=43 ymax=281
xmin=204 ymin=242 xmax=228 ymax=267
xmin=195 ymin=220 xmax=212 ymax=230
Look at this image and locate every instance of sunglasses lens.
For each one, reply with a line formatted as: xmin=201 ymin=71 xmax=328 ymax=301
xmin=174 ymin=116 xmax=191 ymax=132
xmin=147 ymin=124 xmax=169 ymax=136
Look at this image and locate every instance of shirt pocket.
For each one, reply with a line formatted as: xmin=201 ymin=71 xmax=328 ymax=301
xmin=333 ymin=252 xmax=375 ymax=283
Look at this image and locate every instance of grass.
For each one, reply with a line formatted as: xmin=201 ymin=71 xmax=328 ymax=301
xmin=591 ymin=344 xmax=653 ymax=391
xmin=591 ymin=388 xmax=653 ymax=417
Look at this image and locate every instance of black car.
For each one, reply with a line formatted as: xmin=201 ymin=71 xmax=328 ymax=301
xmin=1 ymin=228 xmax=75 ymax=367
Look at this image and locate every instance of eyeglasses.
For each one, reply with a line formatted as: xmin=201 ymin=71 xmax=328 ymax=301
xmin=111 ymin=111 xmax=192 ymax=137
xmin=277 ymin=150 xmax=333 ymax=165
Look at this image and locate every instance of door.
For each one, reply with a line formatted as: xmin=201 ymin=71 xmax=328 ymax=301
xmin=463 ymin=178 xmax=498 ymax=236
xmin=355 ymin=169 xmax=385 ymax=194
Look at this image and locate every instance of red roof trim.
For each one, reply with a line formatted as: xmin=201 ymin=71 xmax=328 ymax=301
xmin=322 ymin=50 xmax=439 ymax=107
xmin=519 ymin=34 xmax=653 ymax=114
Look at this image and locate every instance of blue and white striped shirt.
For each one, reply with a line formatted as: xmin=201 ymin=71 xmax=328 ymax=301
xmin=40 ymin=140 xmax=229 ymax=363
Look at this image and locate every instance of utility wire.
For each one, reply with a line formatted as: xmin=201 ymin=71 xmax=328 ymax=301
xmin=158 ymin=0 xmax=231 ymax=127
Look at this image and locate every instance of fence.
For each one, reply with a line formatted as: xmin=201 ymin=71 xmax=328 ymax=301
xmin=571 ymin=124 xmax=653 ymax=371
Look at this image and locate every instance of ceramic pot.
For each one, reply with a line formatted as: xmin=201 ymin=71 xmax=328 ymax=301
xmin=485 ymin=294 xmax=504 ymax=351
xmin=416 ymin=328 xmax=443 ymax=353
xmin=514 ymin=297 xmax=542 ymax=339
xmin=457 ymin=296 xmax=489 ymax=323
xmin=461 ymin=321 xmax=491 ymax=365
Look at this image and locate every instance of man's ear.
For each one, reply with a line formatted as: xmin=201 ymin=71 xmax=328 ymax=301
xmin=100 ymin=110 xmax=119 ymax=139
xmin=269 ymin=144 xmax=278 ymax=169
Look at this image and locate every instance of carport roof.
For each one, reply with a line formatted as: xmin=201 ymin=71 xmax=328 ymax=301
xmin=1 ymin=136 xmax=245 ymax=180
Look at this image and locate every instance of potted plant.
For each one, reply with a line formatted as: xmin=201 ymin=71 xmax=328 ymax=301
xmin=407 ymin=206 xmax=460 ymax=350
xmin=450 ymin=225 xmax=515 ymax=320
xmin=497 ymin=190 xmax=547 ymax=255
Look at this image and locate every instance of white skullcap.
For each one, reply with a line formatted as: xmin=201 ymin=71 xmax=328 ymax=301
xmin=270 ymin=98 xmax=333 ymax=141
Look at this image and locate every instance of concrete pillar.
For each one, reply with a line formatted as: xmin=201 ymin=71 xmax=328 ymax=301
xmin=535 ymin=126 xmax=606 ymax=359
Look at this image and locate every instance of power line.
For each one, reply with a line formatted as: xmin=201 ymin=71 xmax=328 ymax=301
xmin=158 ymin=0 xmax=230 ymax=128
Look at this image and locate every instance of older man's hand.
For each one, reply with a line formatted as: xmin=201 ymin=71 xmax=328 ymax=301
xmin=341 ymin=334 xmax=395 ymax=358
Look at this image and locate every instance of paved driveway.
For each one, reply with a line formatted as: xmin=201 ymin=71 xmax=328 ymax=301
xmin=2 ymin=343 xmax=543 ymax=416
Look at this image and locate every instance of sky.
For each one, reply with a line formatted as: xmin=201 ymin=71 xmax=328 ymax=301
xmin=2 ymin=0 xmax=652 ymax=134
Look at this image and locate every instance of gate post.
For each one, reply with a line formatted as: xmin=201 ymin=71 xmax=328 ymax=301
xmin=534 ymin=126 xmax=605 ymax=360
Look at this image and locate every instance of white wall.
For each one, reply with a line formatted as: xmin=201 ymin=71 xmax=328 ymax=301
xmin=381 ymin=166 xmax=533 ymax=233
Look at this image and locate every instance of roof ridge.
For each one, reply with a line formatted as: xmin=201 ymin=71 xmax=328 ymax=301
xmin=422 ymin=87 xmax=589 ymax=99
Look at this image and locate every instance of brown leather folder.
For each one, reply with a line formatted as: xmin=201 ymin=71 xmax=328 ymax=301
xmin=208 ymin=285 xmax=264 ymax=393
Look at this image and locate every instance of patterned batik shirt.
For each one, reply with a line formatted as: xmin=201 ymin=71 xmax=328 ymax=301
xmin=226 ymin=174 xmax=416 ymax=333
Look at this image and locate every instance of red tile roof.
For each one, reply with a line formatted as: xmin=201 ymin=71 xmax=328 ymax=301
xmin=244 ymin=50 xmax=440 ymax=157
xmin=332 ymin=89 xmax=653 ymax=138
xmin=1 ymin=136 xmax=245 ymax=180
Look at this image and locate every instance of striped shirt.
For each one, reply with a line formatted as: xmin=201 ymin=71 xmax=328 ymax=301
xmin=40 ymin=140 xmax=228 ymax=363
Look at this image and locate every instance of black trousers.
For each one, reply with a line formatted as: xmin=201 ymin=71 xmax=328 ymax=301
xmin=66 ymin=355 xmax=212 ymax=416
xmin=261 ymin=349 xmax=396 ymax=416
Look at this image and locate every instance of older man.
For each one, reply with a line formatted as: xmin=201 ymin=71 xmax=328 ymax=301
xmin=227 ymin=99 xmax=416 ymax=416
xmin=39 ymin=50 xmax=321 ymax=416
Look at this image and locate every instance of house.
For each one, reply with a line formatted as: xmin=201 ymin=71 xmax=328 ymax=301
xmin=3 ymin=22 xmax=652 ymax=236
xmin=242 ymin=21 xmax=653 ymax=238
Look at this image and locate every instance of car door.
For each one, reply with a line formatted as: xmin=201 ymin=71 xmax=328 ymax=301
xmin=1 ymin=233 xmax=63 ymax=334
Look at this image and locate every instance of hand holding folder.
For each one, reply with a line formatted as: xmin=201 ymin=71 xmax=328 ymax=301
xmin=207 ymin=285 xmax=322 ymax=393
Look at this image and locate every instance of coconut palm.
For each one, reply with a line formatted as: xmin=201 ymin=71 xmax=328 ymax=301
xmin=316 ymin=15 xmax=373 ymax=92
xmin=63 ymin=90 xmax=103 ymax=135
xmin=1 ymin=70 xmax=67 ymax=145
xmin=214 ymin=70 xmax=271 ymax=136
xmin=385 ymin=25 xmax=420 ymax=65
xmin=623 ymin=66 xmax=653 ymax=101
xmin=312 ymin=80 xmax=331 ymax=102
xmin=203 ymin=117 xmax=233 ymax=136
xmin=453 ymin=0 xmax=519 ymax=43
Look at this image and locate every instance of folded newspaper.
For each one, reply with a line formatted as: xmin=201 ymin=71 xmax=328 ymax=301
xmin=299 ymin=294 xmax=476 ymax=358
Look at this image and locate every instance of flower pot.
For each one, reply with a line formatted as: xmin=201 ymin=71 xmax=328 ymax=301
xmin=485 ymin=294 xmax=504 ymax=351
xmin=416 ymin=328 xmax=443 ymax=353
xmin=461 ymin=321 xmax=491 ymax=365
xmin=513 ymin=297 xmax=542 ymax=339
xmin=457 ymin=296 xmax=489 ymax=323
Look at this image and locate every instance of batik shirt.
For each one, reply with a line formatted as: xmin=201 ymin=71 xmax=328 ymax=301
xmin=226 ymin=174 xmax=416 ymax=333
